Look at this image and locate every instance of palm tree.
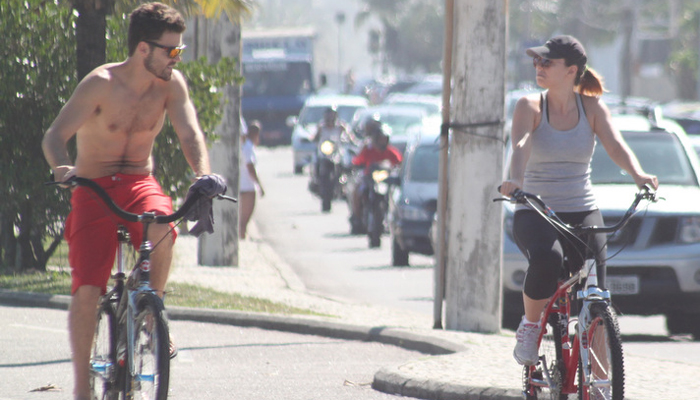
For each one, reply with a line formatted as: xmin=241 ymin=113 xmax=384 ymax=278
xmin=72 ymin=0 xmax=254 ymax=80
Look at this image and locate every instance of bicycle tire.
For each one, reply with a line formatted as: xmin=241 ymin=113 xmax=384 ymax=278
xmin=127 ymin=293 xmax=170 ymax=400
xmin=524 ymin=312 xmax=567 ymax=400
xmin=578 ymin=303 xmax=624 ymax=400
xmin=90 ymin=299 xmax=119 ymax=400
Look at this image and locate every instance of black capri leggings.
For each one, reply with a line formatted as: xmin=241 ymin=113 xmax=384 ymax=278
xmin=513 ymin=209 xmax=607 ymax=300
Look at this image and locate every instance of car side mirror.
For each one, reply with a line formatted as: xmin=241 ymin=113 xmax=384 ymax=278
xmin=286 ymin=116 xmax=298 ymax=127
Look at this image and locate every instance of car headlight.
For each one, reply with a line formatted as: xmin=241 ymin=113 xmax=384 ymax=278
xmin=398 ymin=204 xmax=431 ymax=221
xmin=679 ymin=216 xmax=700 ymax=243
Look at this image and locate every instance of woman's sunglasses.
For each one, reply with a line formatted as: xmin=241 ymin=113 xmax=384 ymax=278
xmin=532 ymin=56 xmax=554 ymax=69
xmin=145 ymin=41 xmax=186 ymax=59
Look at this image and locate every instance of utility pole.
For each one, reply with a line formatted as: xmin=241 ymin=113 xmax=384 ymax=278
xmin=443 ymin=0 xmax=507 ymax=332
xmin=199 ymin=13 xmax=243 ymax=267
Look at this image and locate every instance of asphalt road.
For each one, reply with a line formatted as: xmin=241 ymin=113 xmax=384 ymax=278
xmin=0 ymin=305 xmax=422 ymax=400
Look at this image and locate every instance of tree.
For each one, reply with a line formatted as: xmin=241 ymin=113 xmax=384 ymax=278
xmin=0 ymin=0 xmax=77 ymax=271
xmin=355 ymin=0 xmax=444 ymax=74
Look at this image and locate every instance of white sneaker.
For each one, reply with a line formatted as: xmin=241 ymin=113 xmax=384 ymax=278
xmin=514 ymin=317 xmax=541 ymax=366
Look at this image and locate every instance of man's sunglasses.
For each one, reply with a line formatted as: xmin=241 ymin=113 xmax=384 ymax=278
xmin=532 ymin=56 xmax=554 ymax=69
xmin=145 ymin=41 xmax=186 ymax=59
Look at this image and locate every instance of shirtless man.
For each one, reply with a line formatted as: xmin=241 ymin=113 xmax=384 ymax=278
xmin=41 ymin=3 xmax=209 ymax=399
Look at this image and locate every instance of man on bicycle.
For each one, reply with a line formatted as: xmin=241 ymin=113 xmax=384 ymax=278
xmin=42 ymin=3 xmax=209 ymax=399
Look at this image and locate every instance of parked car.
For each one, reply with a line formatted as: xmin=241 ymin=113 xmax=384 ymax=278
xmin=350 ymin=105 xmax=428 ymax=155
xmin=289 ymin=95 xmax=368 ymax=174
xmin=388 ymin=117 xmax=441 ymax=266
xmin=662 ymin=101 xmax=700 ymax=158
xmin=382 ymin=93 xmax=442 ymax=115
xmin=501 ymin=110 xmax=700 ymax=338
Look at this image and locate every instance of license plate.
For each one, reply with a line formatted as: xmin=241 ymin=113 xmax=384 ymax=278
xmin=607 ymin=275 xmax=640 ymax=295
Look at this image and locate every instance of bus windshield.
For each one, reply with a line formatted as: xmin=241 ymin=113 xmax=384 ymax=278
xmin=243 ymin=61 xmax=313 ymax=97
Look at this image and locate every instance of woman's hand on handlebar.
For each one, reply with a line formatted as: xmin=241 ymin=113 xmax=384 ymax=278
xmin=633 ymin=173 xmax=659 ymax=191
xmin=499 ymin=180 xmax=522 ymax=197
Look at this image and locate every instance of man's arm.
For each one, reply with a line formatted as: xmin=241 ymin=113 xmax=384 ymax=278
xmin=166 ymin=70 xmax=211 ymax=177
xmin=42 ymin=73 xmax=105 ymax=181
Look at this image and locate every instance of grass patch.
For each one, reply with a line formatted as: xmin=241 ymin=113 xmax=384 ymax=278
xmin=0 ymin=272 xmax=328 ymax=317
xmin=165 ymin=282 xmax=327 ymax=316
xmin=0 ymin=270 xmax=72 ymax=295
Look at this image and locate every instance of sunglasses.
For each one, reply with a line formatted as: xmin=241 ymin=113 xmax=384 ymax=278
xmin=532 ymin=56 xmax=554 ymax=69
xmin=145 ymin=41 xmax=186 ymax=59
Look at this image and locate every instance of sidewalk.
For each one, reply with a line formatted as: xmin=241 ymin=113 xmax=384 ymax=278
xmin=166 ymin=223 xmax=700 ymax=400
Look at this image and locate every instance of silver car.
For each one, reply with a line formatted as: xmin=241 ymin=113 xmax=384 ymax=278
xmin=289 ymin=95 xmax=368 ymax=174
xmin=502 ymin=111 xmax=700 ymax=339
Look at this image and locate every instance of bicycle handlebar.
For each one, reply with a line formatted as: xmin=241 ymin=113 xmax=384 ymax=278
xmin=494 ymin=185 xmax=658 ymax=235
xmin=47 ymin=176 xmax=234 ymax=224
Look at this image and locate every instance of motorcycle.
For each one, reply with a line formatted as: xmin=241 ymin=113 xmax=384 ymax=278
xmin=309 ymin=139 xmax=356 ymax=212
xmin=359 ymin=162 xmax=400 ymax=248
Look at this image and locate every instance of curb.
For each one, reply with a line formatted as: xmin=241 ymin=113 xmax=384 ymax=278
xmin=0 ymin=289 xmax=517 ymax=400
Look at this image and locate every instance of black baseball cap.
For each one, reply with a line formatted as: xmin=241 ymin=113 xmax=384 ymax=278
xmin=526 ymin=35 xmax=587 ymax=65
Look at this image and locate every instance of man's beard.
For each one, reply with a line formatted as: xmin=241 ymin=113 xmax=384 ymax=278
xmin=144 ymin=51 xmax=172 ymax=81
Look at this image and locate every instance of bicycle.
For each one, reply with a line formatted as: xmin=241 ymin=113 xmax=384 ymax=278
xmin=495 ymin=185 xmax=657 ymax=400
xmin=51 ymin=176 xmax=234 ymax=400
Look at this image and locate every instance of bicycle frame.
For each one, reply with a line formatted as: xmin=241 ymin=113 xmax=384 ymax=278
xmin=498 ymin=185 xmax=657 ymax=399
xmin=51 ymin=175 xmax=234 ymax=400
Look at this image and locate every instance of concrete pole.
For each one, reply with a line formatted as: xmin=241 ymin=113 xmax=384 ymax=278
xmin=444 ymin=0 xmax=507 ymax=333
xmin=199 ymin=14 xmax=243 ymax=267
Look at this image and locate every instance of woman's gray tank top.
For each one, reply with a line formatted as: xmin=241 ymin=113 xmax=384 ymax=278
xmin=520 ymin=91 xmax=597 ymax=212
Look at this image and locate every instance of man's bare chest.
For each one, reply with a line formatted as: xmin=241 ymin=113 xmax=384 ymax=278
xmin=98 ymin=88 xmax=168 ymax=135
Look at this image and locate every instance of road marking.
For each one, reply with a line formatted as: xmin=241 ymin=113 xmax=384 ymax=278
xmin=9 ymin=323 xmax=67 ymax=334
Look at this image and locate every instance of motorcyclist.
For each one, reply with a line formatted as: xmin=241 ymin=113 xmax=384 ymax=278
xmin=348 ymin=117 xmax=402 ymax=231
xmin=311 ymin=105 xmax=355 ymax=146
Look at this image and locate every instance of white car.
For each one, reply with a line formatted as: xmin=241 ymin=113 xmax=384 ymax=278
xmin=289 ymin=95 xmax=368 ymax=174
xmin=502 ymin=108 xmax=700 ymax=339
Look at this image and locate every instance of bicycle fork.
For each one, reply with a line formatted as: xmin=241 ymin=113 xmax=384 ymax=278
xmin=576 ymin=259 xmax=613 ymax=392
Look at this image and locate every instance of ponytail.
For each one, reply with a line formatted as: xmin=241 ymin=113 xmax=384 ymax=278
xmin=575 ymin=66 xmax=606 ymax=97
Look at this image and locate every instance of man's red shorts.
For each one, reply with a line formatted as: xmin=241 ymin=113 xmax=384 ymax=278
xmin=64 ymin=174 xmax=177 ymax=295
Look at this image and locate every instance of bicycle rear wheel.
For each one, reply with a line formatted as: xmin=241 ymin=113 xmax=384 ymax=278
xmin=90 ymin=299 xmax=119 ymax=400
xmin=524 ymin=313 xmax=567 ymax=400
xmin=128 ymin=293 xmax=170 ymax=400
xmin=578 ymin=303 xmax=624 ymax=400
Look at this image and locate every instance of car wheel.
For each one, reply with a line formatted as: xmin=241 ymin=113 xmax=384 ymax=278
xmin=502 ymin=311 xmax=522 ymax=331
xmin=392 ymin=237 xmax=409 ymax=266
xmin=666 ymin=312 xmax=700 ymax=340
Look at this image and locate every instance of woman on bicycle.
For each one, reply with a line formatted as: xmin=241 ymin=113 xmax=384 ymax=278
xmin=499 ymin=35 xmax=658 ymax=366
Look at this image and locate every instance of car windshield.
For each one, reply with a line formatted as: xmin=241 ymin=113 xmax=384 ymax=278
xmin=409 ymin=144 xmax=440 ymax=183
xmin=591 ymin=131 xmax=698 ymax=186
xmin=371 ymin=113 xmax=424 ymax=137
xmin=299 ymin=105 xmax=362 ymax=125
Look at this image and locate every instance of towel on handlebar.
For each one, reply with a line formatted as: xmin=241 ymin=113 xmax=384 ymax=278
xmin=184 ymin=174 xmax=228 ymax=237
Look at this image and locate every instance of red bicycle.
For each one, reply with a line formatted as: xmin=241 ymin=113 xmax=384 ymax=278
xmin=497 ymin=185 xmax=657 ymax=400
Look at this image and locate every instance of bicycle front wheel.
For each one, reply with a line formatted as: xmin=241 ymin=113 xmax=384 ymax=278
xmin=579 ymin=303 xmax=624 ymax=400
xmin=128 ymin=293 xmax=170 ymax=400
xmin=90 ymin=299 xmax=119 ymax=400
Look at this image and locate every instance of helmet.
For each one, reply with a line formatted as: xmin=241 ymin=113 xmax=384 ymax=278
xmin=365 ymin=114 xmax=391 ymax=138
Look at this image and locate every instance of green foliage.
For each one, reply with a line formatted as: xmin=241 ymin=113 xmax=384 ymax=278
xmin=0 ymin=0 xmax=77 ymax=271
xmin=1 ymin=1 xmax=242 ymax=271
xmin=154 ymin=56 xmax=243 ymax=199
